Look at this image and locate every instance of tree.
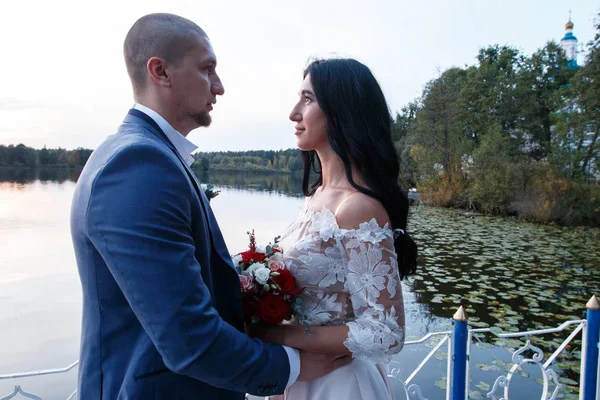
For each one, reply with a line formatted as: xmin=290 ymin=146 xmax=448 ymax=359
xmin=200 ymin=157 xmax=210 ymax=172
xmin=413 ymin=68 xmax=466 ymax=182
xmin=39 ymin=146 xmax=50 ymax=165
xmin=288 ymin=156 xmax=302 ymax=172
xmin=78 ymin=148 xmax=93 ymax=165
xmin=552 ymin=13 xmax=600 ymax=181
xmin=14 ymin=144 xmax=35 ymax=166
xmin=573 ymin=15 xmax=600 ymax=180
xmin=468 ymin=126 xmax=520 ymax=213
xmin=518 ymin=42 xmax=576 ymax=158
xmin=458 ymin=45 xmax=524 ymax=144
xmin=58 ymin=149 xmax=69 ymax=166
xmin=69 ymin=150 xmax=81 ymax=167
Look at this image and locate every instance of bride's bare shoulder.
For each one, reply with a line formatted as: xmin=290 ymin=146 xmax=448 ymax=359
xmin=334 ymin=192 xmax=390 ymax=230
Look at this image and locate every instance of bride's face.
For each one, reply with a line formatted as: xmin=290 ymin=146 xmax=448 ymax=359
xmin=289 ymin=74 xmax=328 ymax=151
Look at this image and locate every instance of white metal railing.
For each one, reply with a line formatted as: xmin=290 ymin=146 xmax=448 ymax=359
xmin=384 ymin=312 xmax=593 ymax=400
xmin=2 ymin=299 xmax=597 ymax=400
xmin=0 ymin=361 xmax=78 ymax=400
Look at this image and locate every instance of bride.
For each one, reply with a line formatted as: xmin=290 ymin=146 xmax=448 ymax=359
xmin=255 ymin=58 xmax=418 ymax=399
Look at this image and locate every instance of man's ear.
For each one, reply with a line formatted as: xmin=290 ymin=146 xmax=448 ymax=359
xmin=147 ymin=57 xmax=171 ymax=88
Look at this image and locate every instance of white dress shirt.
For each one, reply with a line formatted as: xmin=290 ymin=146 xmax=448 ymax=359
xmin=133 ymin=103 xmax=198 ymax=166
xmin=131 ymin=103 xmax=301 ymax=389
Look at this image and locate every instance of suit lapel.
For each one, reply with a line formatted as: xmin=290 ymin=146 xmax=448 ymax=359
xmin=123 ymin=109 xmax=236 ymax=271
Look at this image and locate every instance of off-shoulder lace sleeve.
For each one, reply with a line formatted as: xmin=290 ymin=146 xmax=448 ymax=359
xmin=340 ymin=221 xmax=405 ymax=363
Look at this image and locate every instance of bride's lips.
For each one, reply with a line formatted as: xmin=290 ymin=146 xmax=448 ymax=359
xmin=295 ymin=126 xmax=305 ymax=135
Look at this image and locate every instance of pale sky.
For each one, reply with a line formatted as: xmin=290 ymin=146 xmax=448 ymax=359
xmin=0 ymin=0 xmax=597 ymax=152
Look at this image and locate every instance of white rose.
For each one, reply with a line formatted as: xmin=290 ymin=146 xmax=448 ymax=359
xmin=254 ymin=267 xmax=272 ymax=285
xmin=246 ymin=263 xmax=264 ymax=276
xmin=255 ymin=244 xmax=267 ymax=254
xmin=231 ymin=254 xmax=243 ymax=266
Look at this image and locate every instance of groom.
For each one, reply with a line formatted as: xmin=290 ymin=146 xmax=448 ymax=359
xmin=70 ymin=13 xmax=349 ymax=399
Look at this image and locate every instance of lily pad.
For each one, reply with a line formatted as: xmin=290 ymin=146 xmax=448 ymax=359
xmin=435 ymin=377 xmax=447 ymax=390
xmin=476 ymin=363 xmax=500 ymax=372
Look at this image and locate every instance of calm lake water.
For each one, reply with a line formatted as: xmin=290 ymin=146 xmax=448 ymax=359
xmin=0 ymin=168 xmax=598 ymax=399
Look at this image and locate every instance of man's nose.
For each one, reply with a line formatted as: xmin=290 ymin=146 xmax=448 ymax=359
xmin=212 ymin=75 xmax=225 ymax=96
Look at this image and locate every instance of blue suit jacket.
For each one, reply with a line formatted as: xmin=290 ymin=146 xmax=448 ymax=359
xmin=70 ymin=109 xmax=290 ymax=399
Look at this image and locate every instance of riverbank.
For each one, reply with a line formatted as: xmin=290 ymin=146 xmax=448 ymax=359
xmin=414 ymin=176 xmax=600 ymax=228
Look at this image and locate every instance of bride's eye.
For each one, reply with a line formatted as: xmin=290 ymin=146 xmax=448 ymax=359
xmin=304 ymin=97 xmax=313 ymax=105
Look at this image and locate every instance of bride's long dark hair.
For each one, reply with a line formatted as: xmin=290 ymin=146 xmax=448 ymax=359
xmin=301 ymin=58 xmax=418 ymax=279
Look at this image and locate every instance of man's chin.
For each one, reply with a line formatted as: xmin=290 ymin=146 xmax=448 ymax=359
xmin=193 ymin=112 xmax=211 ymax=128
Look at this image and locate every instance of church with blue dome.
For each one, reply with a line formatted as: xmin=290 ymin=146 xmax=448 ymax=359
xmin=560 ymin=15 xmax=579 ymax=69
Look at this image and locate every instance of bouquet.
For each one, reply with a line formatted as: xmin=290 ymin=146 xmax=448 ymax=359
xmin=232 ymin=230 xmax=302 ymax=325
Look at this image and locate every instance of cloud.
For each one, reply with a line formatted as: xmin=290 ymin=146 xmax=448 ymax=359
xmin=0 ymin=98 xmax=47 ymax=111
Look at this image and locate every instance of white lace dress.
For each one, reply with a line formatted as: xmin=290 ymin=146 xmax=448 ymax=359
xmin=280 ymin=200 xmax=405 ymax=400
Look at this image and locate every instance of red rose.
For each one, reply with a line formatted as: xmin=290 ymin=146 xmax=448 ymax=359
xmin=271 ymin=269 xmax=297 ymax=296
xmin=257 ymin=295 xmax=290 ymax=324
xmin=240 ymin=251 xmax=253 ymax=264
xmin=240 ymin=251 xmax=266 ymax=264
xmin=252 ymin=252 xmax=266 ymax=262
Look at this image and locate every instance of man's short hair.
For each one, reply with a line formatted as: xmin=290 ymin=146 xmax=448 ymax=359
xmin=124 ymin=13 xmax=206 ymax=93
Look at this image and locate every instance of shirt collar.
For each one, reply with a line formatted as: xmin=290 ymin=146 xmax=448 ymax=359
xmin=132 ymin=103 xmax=198 ymax=166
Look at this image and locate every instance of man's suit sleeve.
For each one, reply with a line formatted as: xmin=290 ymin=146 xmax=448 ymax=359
xmin=86 ymin=142 xmax=291 ymax=396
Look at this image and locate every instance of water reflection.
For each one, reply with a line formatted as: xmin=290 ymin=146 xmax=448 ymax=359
xmin=196 ymin=170 xmax=304 ymax=197
xmin=0 ymin=168 xmax=304 ymax=196
xmin=0 ymin=168 xmax=80 ymax=184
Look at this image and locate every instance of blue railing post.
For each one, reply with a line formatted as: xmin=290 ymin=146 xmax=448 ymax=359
xmin=451 ymin=306 xmax=468 ymax=400
xmin=583 ymin=296 xmax=600 ymax=400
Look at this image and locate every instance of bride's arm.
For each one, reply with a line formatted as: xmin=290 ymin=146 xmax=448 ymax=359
xmin=333 ymin=197 xmax=406 ymax=363
xmin=260 ymin=323 xmax=352 ymax=355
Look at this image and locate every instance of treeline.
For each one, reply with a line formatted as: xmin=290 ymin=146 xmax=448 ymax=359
xmin=0 ymin=144 xmax=92 ymax=168
xmin=394 ymin=15 xmax=600 ymax=226
xmin=0 ymin=143 xmax=299 ymax=172
xmin=192 ymin=149 xmax=303 ymax=173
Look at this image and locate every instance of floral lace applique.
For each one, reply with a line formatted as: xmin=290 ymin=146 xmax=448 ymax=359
xmin=344 ymin=242 xmax=392 ymax=309
xmin=297 ymin=246 xmax=346 ymax=287
xmin=344 ymin=306 xmax=404 ymax=363
xmin=297 ymin=290 xmax=343 ymax=326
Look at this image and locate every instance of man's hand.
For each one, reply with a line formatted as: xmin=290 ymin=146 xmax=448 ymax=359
xmin=297 ymin=351 xmax=352 ymax=381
